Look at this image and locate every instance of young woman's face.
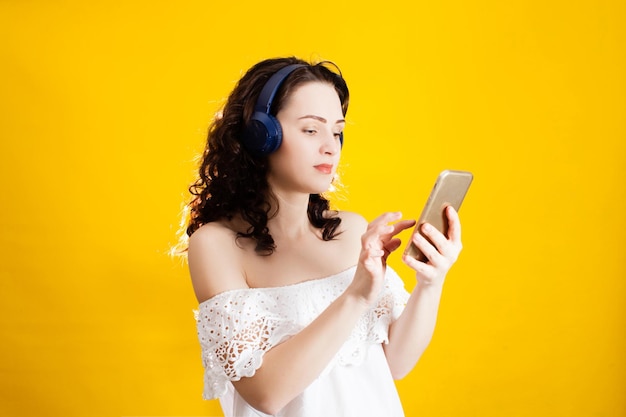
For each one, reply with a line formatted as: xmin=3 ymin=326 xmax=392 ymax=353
xmin=268 ymin=81 xmax=345 ymax=195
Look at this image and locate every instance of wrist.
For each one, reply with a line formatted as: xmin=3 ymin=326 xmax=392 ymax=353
xmin=341 ymin=286 xmax=374 ymax=312
xmin=414 ymin=278 xmax=445 ymax=294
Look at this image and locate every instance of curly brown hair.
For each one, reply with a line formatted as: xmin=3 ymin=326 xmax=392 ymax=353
xmin=185 ymin=57 xmax=350 ymax=255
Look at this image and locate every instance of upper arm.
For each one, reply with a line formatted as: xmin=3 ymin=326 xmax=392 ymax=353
xmin=188 ymin=223 xmax=248 ymax=303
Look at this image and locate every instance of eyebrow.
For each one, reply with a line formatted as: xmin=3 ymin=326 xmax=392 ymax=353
xmin=298 ymin=115 xmax=346 ymax=125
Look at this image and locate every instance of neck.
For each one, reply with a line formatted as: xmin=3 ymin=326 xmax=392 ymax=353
xmin=267 ymin=190 xmax=313 ymax=240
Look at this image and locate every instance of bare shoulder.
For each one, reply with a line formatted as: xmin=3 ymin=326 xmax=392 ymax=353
xmin=334 ymin=210 xmax=369 ymax=236
xmin=188 ymin=222 xmax=248 ymax=303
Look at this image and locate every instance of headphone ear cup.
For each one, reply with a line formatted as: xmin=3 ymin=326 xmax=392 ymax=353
xmin=242 ymin=111 xmax=283 ymax=156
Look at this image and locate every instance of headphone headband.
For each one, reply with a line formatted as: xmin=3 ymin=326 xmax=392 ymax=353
xmin=255 ymin=64 xmax=304 ymax=114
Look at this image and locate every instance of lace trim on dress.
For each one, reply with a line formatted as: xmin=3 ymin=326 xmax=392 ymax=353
xmin=195 ymin=266 xmax=409 ymax=399
xmin=195 ymin=290 xmax=304 ymax=399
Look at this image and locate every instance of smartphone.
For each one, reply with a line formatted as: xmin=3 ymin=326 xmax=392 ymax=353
xmin=403 ymin=170 xmax=473 ymax=261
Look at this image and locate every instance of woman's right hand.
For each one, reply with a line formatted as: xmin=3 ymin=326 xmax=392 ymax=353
xmin=348 ymin=212 xmax=415 ymax=306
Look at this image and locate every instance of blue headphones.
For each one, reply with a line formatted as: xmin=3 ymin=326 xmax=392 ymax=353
xmin=241 ymin=64 xmax=344 ymax=156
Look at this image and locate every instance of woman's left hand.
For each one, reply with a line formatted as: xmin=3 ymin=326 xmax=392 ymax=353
xmin=402 ymin=205 xmax=463 ymax=287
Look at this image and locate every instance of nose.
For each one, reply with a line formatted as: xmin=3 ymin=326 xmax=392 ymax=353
xmin=321 ymin=130 xmax=340 ymax=155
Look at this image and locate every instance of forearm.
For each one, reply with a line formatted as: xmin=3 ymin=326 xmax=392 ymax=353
xmin=233 ymin=290 xmax=369 ymax=415
xmin=384 ymin=281 xmax=444 ymax=379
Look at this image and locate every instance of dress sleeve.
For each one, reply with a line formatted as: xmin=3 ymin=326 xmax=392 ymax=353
xmin=337 ymin=267 xmax=410 ymax=366
xmin=382 ymin=266 xmax=411 ymax=321
xmin=194 ymin=290 xmax=302 ymax=400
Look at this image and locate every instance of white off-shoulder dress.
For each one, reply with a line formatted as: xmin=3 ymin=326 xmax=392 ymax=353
xmin=195 ymin=266 xmax=410 ymax=417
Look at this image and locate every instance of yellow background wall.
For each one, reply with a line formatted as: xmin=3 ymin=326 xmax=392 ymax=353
xmin=1 ymin=1 xmax=624 ymax=416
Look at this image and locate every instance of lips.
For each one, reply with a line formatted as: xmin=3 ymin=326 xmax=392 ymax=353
xmin=314 ymin=164 xmax=333 ymax=174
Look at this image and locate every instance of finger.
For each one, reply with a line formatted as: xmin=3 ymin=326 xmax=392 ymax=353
xmin=361 ymin=213 xmax=409 ymax=253
xmin=362 ymin=213 xmax=404 ymax=245
xmin=377 ymin=220 xmax=415 ymax=247
xmin=383 ymin=237 xmax=402 ymax=254
xmin=420 ymin=222 xmax=462 ymax=265
xmin=362 ymin=223 xmax=394 ymax=248
xmin=368 ymin=211 xmax=403 ymax=230
xmin=446 ymin=205 xmax=462 ymax=242
xmin=361 ymin=244 xmax=386 ymax=272
xmin=360 ymin=244 xmax=385 ymax=261
xmin=420 ymin=222 xmax=448 ymax=254
xmin=402 ymin=251 xmax=434 ymax=276
xmin=412 ymin=231 xmax=441 ymax=263
xmin=389 ymin=219 xmax=416 ymax=237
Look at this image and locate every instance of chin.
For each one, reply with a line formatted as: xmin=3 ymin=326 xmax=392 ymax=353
xmin=303 ymin=183 xmax=333 ymax=195
xmin=316 ymin=183 xmax=335 ymax=194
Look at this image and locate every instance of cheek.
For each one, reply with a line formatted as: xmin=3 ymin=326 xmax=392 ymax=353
xmin=268 ymin=147 xmax=299 ymax=176
xmin=278 ymin=134 xmax=313 ymax=158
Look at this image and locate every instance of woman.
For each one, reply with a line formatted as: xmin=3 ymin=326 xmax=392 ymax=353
xmin=185 ymin=57 xmax=463 ymax=417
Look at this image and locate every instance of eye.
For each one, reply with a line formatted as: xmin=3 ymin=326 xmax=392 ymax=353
xmin=333 ymin=132 xmax=342 ymax=139
xmin=303 ymin=128 xmax=317 ymax=135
